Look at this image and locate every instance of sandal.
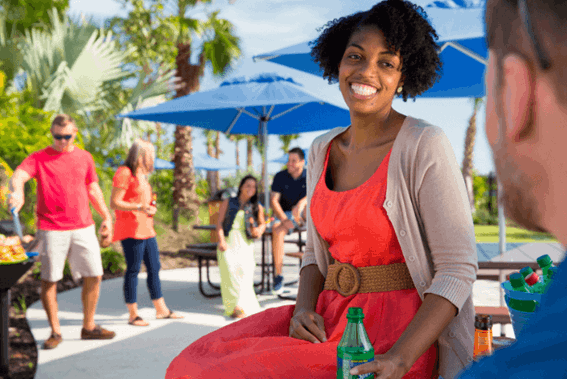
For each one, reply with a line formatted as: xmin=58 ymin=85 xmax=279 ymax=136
xmin=128 ymin=316 xmax=149 ymax=326
xmin=230 ymin=307 xmax=246 ymax=319
xmin=156 ymin=310 xmax=184 ymax=320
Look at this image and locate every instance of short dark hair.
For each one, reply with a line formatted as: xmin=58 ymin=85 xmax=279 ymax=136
xmin=310 ymin=0 xmax=442 ymax=101
xmin=288 ymin=147 xmax=305 ymax=161
xmin=486 ymin=0 xmax=567 ymax=102
xmin=51 ymin=114 xmax=76 ymax=129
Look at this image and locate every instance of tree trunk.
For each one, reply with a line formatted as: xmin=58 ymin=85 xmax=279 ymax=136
xmin=462 ymin=98 xmax=481 ymax=215
xmin=246 ymin=136 xmax=254 ymax=169
xmin=171 ymin=42 xmax=204 ymax=230
xmin=206 ymin=134 xmax=217 ymax=197
xmin=234 ymin=138 xmax=240 ymax=172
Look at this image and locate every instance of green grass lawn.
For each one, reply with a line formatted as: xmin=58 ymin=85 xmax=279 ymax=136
xmin=474 ymin=225 xmax=558 ymax=243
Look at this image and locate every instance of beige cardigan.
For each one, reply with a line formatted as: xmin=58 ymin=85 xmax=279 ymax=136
xmin=301 ymin=116 xmax=478 ymax=379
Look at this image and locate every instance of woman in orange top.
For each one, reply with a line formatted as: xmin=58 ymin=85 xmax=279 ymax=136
xmin=110 ymin=139 xmax=183 ymax=326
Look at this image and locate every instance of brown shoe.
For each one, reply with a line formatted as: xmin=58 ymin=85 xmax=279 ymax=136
xmin=43 ymin=332 xmax=62 ymax=349
xmin=81 ymin=325 xmax=116 ymax=340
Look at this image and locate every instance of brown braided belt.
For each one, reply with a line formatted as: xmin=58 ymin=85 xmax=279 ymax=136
xmin=324 ymin=262 xmax=416 ymax=297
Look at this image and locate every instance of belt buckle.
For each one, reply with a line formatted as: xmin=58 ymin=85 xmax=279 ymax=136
xmin=333 ymin=262 xmax=361 ymax=297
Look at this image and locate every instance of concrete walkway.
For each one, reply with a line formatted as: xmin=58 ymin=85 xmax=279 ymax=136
xmin=27 ymin=242 xmax=564 ymax=379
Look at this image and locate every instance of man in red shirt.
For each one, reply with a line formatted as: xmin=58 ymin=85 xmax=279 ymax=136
xmin=9 ymin=114 xmax=116 ymax=349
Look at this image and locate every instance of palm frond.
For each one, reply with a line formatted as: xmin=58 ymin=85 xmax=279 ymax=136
xmin=19 ymin=7 xmax=133 ymax=114
xmin=201 ymin=12 xmax=241 ymax=76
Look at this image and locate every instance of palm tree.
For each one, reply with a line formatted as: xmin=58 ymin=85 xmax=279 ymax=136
xmin=3 ymin=9 xmax=175 ymax=183
xmin=228 ymin=134 xmax=246 ymax=172
xmin=278 ymin=134 xmax=300 ymax=155
xmin=462 ymin=97 xmax=483 ymax=214
xmin=203 ymin=129 xmax=221 ymax=196
xmin=246 ymin=136 xmax=255 ymax=169
xmin=168 ymin=1 xmax=241 ymax=230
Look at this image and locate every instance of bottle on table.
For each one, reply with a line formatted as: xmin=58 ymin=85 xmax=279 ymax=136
xmin=337 ymin=307 xmax=375 ymax=379
xmin=519 ymin=266 xmax=545 ymax=294
xmin=473 ymin=314 xmax=493 ymax=360
xmin=507 ymin=272 xmax=538 ymax=312
xmin=536 ymin=254 xmax=556 ymax=284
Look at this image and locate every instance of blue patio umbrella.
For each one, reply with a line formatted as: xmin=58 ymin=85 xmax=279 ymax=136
xmin=270 ymin=148 xmax=309 ymax=164
xmin=154 ymin=158 xmax=175 ymax=170
xmin=253 ymin=1 xmax=487 ymax=98
xmin=118 ymin=74 xmax=351 ymax=211
xmin=155 ymin=155 xmax=239 ymax=171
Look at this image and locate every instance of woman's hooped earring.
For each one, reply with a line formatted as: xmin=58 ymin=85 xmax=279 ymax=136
xmin=397 ymin=86 xmax=403 ymax=94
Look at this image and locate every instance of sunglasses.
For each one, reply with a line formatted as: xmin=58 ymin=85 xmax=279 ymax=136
xmin=53 ymin=134 xmax=73 ymax=140
xmin=519 ymin=0 xmax=551 ymax=70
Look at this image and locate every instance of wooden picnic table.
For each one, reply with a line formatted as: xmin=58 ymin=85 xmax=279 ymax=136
xmin=191 ymin=224 xmax=305 ymax=297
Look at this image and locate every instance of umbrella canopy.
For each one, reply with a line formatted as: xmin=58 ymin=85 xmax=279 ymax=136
xmin=253 ymin=1 xmax=487 ymax=98
xmin=154 ymin=158 xmax=175 ymax=170
xmin=118 ymin=74 xmax=351 ymax=212
xmin=270 ymin=148 xmax=309 ymax=164
xmin=119 ymin=75 xmax=350 ymax=135
xmin=155 ymin=155 xmax=239 ymax=171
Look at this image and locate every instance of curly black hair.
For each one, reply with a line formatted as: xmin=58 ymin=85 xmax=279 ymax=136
xmin=310 ymin=0 xmax=442 ymax=101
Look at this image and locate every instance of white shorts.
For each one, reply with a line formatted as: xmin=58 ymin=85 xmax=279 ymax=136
xmin=36 ymin=225 xmax=103 ymax=282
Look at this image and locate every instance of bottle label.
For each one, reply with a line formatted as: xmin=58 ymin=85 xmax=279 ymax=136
xmin=473 ymin=329 xmax=493 ymax=359
xmin=337 ymin=351 xmax=374 ymax=379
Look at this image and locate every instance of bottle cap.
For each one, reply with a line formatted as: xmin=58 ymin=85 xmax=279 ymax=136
xmin=537 ymin=254 xmax=552 ymax=267
xmin=346 ymin=307 xmax=365 ymax=320
xmin=520 ymin=266 xmax=534 ymax=278
xmin=509 ymin=273 xmax=527 ymax=288
xmin=474 ymin=314 xmax=492 ymax=329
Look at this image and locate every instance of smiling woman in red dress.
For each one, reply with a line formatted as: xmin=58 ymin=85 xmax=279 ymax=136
xmin=166 ymin=1 xmax=477 ymax=378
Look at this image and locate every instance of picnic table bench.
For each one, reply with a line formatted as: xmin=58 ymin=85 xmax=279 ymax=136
xmin=179 ymin=243 xmax=220 ymax=298
xmin=181 ymin=239 xmax=269 ymax=298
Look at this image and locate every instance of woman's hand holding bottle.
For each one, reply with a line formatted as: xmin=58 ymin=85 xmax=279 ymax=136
xmin=249 ymin=218 xmax=266 ymax=238
xmin=144 ymin=205 xmax=157 ymax=216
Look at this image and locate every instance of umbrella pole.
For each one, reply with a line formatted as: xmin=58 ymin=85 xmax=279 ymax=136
xmin=262 ymin=118 xmax=269 ymax=216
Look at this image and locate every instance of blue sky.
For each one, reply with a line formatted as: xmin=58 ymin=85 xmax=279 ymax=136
xmin=69 ymin=0 xmax=494 ymax=176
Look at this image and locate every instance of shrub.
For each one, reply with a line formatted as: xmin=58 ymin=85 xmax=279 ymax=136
xmin=196 ymin=177 xmax=210 ymax=200
xmin=101 ymin=247 xmax=126 ymax=274
xmin=473 ymin=207 xmax=499 ymax=225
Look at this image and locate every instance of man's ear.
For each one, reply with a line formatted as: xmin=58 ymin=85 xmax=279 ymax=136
xmin=502 ymin=54 xmax=534 ymax=142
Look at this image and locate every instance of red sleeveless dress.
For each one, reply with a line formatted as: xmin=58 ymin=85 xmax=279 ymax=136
xmin=166 ymin=144 xmax=437 ymax=379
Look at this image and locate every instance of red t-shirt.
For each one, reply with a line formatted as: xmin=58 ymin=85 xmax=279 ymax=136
xmin=112 ymin=166 xmax=156 ymax=241
xmin=18 ymin=146 xmax=97 ymax=231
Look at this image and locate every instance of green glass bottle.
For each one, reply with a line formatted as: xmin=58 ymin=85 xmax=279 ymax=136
xmin=337 ymin=307 xmax=375 ymax=379
xmin=507 ymin=273 xmax=538 ymax=312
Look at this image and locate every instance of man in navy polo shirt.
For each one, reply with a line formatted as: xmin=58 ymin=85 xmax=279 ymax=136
xmin=457 ymin=0 xmax=567 ymax=377
xmin=270 ymin=147 xmax=306 ymax=294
